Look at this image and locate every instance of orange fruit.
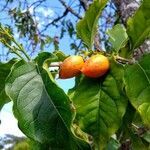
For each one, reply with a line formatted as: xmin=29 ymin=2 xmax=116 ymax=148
xmin=81 ymin=54 xmax=109 ymax=78
xmin=59 ymin=55 xmax=84 ymax=79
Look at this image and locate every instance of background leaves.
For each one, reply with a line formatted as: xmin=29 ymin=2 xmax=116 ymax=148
xmin=127 ymin=0 xmax=150 ymax=50
xmin=0 ymin=59 xmax=16 ymax=110
xmin=124 ymin=53 xmax=150 ymax=127
xmin=76 ymin=0 xmax=108 ymax=49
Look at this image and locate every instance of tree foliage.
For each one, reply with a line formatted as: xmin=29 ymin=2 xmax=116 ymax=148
xmin=0 ymin=0 xmax=150 ymax=149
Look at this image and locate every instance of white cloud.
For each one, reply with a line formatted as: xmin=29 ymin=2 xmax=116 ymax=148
xmin=36 ymin=7 xmax=54 ymax=17
xmin=35 ymin=16 xmax=40 ymax=22
xmin=0 ymin=104 xmax=24 ymax=137
xmin=29 ymin=6 xmax=34 ymax=14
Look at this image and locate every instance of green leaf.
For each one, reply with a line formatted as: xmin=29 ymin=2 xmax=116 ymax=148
xmin=35 ymin=52 xmax=58 ymax=66
xmin=0 ymin=59 xmax=16 ymax=110
xmin=142 ymin=131 xmax=150 ymax=143
xmin=127 ymin=0 xmax=150 ymax=50
xmin=70 ymin=60 xmax=127 ymax=149
xmin=106 ymin=137 xmax=120 ymax=150
xmin=124 ymin=54 xmax=150 ymax=127
xmin=76 ymin=0 xmax=108 ymax=49
xmin=129 ymin=130 xmax=149 ymax=150
xmin=5 ymin=60 xmax=91 ymax=149
xmin=107 ymin=24 xmax=128 ymax=52
xmin=53 ymin=50 xmax=68 ymax=61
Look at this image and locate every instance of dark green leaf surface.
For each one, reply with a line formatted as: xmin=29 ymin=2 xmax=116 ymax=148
xmin=107 ymin=24 xmax=128 ymax=52
xmin=70 ymin=60 xmax=127 ymax=149
xmin=5 ymin=60 xmax=91 ymax=149
xmin=127 ymin=0 xmax=150 ymax=50
xmin=0 ymin=59 xmax=16 ymax=110
xmin=124 ymin=54 xmax=150 ymax=127
xmin=76 ymin=0 xmax=108 ymax=49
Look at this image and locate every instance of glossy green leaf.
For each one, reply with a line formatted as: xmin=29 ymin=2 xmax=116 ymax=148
xmin=0 ymin=59 xmax=16 ymax=110
xmin=70 ymin=60 xmax=127 ymax=149
xmin=124 ymin=54 xmax=150 ymax=127
xmin=127 ymin=0 xmax=150 ymax=50
xmin=107 ymin=24 xmax=128 ymax=52
xmin=76 ymin=0 xmax=108 ymax=49
xmin=5 ymin=60 xmax=91 ymax=149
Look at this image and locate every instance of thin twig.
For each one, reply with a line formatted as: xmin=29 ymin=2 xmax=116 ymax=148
xmin=40 ymin=9 xmax=69 ymax=33
xmin=59 ymin=0 xmax=82 ymax=19
xmin=115 ymin=55 xmax=135 ymax=64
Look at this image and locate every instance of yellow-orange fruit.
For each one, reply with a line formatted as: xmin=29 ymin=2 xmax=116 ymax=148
xmin=81 ymin=54 xmax=109 ymax=78
xmin=59 ymin=55 xmax=84 ymax=79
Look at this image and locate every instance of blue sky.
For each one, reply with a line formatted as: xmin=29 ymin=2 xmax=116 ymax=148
xmin=0 ymin=0 xmax=76 ymax=138
xmin=0 ymin=0 xmax=80 ymax=61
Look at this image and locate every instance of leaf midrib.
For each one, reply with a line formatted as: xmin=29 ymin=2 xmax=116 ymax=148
xmin=137 ymin=62 xmax=150 ymax=85
xmin=36 ymin=65 xmax=71 ymax=133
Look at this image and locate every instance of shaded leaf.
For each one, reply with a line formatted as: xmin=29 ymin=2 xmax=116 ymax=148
xmin=127 ymin=0 xmax=150 ymax=50
xmin=124 ymin=53 xmax=150 ymax=127
xmin=76 ymin=0 xmax=108 ymax=49
xmin=5 ymin=61 xmax=91 ymax=149
xmin=107 ymin=24 xmax=128 ymax=52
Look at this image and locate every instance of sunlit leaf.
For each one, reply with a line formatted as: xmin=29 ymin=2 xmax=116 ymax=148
xmin=127 ymin=0 xmax=150 ymax=50
xmin=70 ymin=60 xmax=127 ymax=149
xmin=107 ymin=24 xmax=128 ymax=52
xmin=76 ymin=0 xmax=108 ymax=49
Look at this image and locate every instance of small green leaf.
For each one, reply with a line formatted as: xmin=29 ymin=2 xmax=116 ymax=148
xmin=35 ymin=52 xmax=58 ymax=67
xmin=142 ymin=131 xmax=150 ymax=143
xmin=106 ymin=137 xmax=121 ymax=150
xmin=5 ymin=60 xmax=91 ymax=149
xmin=127 ymin=0 xmax=150 ymax=50
xmin=0 ymin=59 xmax=16 ymax=110
xmin=107 ymin=24 xmax=128 ymax=52
xmin=76 ymin=0 xmax=108 ymax=49
xmin=124 ymin=53 xmax=150 ymax=127
xmin=53 ymin=50 xmax=68 ymax=61
xmin=70 ymin=60 xmax=127 ymax=149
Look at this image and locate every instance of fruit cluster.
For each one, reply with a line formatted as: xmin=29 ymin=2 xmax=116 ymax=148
xmin=59 ymin=54 xmax=110 ymax=79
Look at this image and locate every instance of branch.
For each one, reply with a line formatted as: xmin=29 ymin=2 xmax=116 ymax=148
xmin=0 ymin=0 xmax=10 ymax=12
xmin=94 ymin=27 xmax=102 ymax=51
xmin=59 ymin=0 xmax=82 ymax=19
xmin=79 ymin=0 xmax=89 ymax=10
xmin=40 ymin=9 xmax=69 ymax=33
xmin=29 ymin=0 xmax=46 ymax=9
